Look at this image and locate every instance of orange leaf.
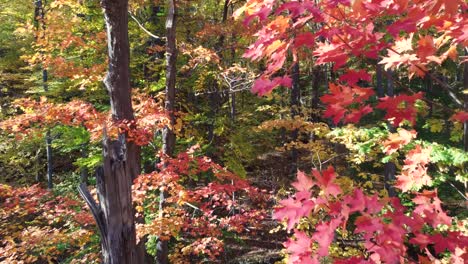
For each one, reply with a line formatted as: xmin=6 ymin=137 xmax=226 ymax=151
xmin=383 ymin=129 xmax=417 ymax=155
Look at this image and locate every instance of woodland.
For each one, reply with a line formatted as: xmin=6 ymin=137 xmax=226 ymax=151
xmin=0 ymin=0 xmax=467 ymax=263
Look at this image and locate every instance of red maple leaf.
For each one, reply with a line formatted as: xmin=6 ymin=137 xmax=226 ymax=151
xmin=273 ymin=190 xmax=315 ymax=231
xmin=354 ymin=214 xmax=384 ymax=241
xmin=412 ymin=189 xmax=452 ymax=228
xmin=251 ymin=75 xmax=292 ymax=96
xmin=380 ymin=49 xmax=420 ymax=72
xmin=311 ymin=218 xmax=341 ymax=256
xmin=387 ymin=18 xmax=418 ymax=37
xmin=294 ymin=32 xmax=315 ymax=48
xmin=429 ymin=0 xmax=464 ymax=16
xmin=417 ymin=35 xmax=437 ymax=63
xmin=311 ymin=166 xmax=342 ymax=197
xmin=451 ymin=111 xmax=468 ymax=122
xmin=343 ymin=189 xmax=383 ymax=215
xmin=321 ymin=83 xmax=374 ymax=124
xmin=395 ymin=145 xmax=432 ymax=192
xmin=291 ymin=170 xmax=314 ymax=192
xmin=284 ymin=230 xmax=318 ymax=264
xmin=275 ymin=1 xmax=320 ymax=18
xmin=343 ymin=105 xmax=373 ymax=123
xmin=376 ymin=92 xmax=423 ymax=126
xmin=370 ymin=223 xmax=408 ymax=263
xmin=338 ymin=69 xmax=372 ymax=85
xmin=409 ymin=232 xmax=432 ymax=249
xmin=431 ymin=232 xmax=466 ymax=255
xmin=313 ymin=42 xmax=348 ymax=70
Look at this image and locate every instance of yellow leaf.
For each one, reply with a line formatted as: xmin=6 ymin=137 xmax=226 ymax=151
xmin=444 ymin=45 xmax=458 ymax=61
xmin=265 ymin=40 xmax=285 ymax=57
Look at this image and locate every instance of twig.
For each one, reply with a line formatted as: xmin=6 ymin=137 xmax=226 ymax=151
xmin=320 ymin=153 xmax=346 ymax=166
xmin=448 ymin=182 xmax=468 ymax=201
xmin=128 ymin=12 xmax=164 ymax=41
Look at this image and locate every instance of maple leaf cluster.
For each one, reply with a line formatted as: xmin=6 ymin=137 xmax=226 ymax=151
xmin=376 ymin=92 xmax=424 ymax=126
xmin=273 ymin=167 xmax=468 ymax=264
xmin=0 ymin=184 xmax=98 ymax=263
xmin=236 ymin=0 xmax=467 ymax=125
xmin=133 ymin=147 xmax=271 ymax=262
xmin=0 ymin=93 xmax=169 ymax=146
xmin=26 ymin=0 xmax=108 ymax=90
xmin=267 ymin=118 xmax=467 ymax=263
xmin=320 ymin=83 xmax=374 ymax=124
xmin=395 ymin=145 xmax=433 ymax=192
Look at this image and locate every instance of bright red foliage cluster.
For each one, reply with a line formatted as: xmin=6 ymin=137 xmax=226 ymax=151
xmin=376 ymin=92 xmax=424 ymax=126
xmin=0 ymin=93 xmax=169 ymax=146
xmin=0 ymin=184 xmax=98 ymax=263
xmin=236 ymin=0 xmax=467 ymax=125
xmin=270 ymin=127 xmax=467 ymax=263
xmin=273 ymin=167 xmax=468 ymax=264
xmin=320 ymin=83 xmax=374 ymax=124
xmin=235 ymin=1 xmax=468 ymax=260
xmin=133 ymin=146 xmax=271 ymax=262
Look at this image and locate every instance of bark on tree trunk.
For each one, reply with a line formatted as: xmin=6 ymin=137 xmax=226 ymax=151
xmin=383 ymin=70 xmax=396 ymax=197
xmin=376 ymin=64 xmax=383 ymax=98
xmin=102 ymin=0 xmax=141 ymax=180
xmin=79 ymin=0 xmax=143 ymax=263
xmin=45 ymin=133 xmax=53 ymax=189
xmin=215 ymin=0 xmax=230 ymax=55
xmin=34 ymin=0 xmax=53 ymax=188
xmin=425 ymin=75 xmax=433 ymax=117
xmin=290 ymin=62 xmax=300 ymax=178
xmin=162 ymin=0 xmax=176 ymax=159
xmin=217 ymin=0 xmax=236 ymax=122
xmin=79 ymin=136 xmax=138 ymax=264
xmin=463 ymin=56 xmax=468 ymax=152
xmin=157 ymin=1 xmax=177 ymax=263
xmin=230 ymin=92 xmax=236 ymax=122
xmin=310 ymin=65 xmax=321 ymax=122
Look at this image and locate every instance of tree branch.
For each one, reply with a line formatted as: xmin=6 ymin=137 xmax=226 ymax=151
xmin=128 ymin=11 xmax=163 ymax=41
xmin=78 ymin=183 xmax=108 ymax=247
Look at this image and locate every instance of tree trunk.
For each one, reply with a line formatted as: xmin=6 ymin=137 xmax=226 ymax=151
xmin=310 ymin=65 xmax=321 ymax=121
xmin=425 ymin=75 xmax=433 ymax=117
xmin=383 ymin=70 xmax=396 ymax=197
xmin=157 ymin=1 xmax=177 ymax=263
xmin=34 ymin=0 xmax=53 ymax=188
xmin=79 ymin=0 xmax=143 ymax=263
xmin=45 ymin=133 xmax=53 ymax=189
xmin=101 ymin=0 xmax=141 ymax=179
xmin=290 ymin=62 xmax=300 ymax=178
xmin=80 ymin=136 xmax=138 ymax=264
xmin=217 ymin=0 xmax=236 ymax=122
xmin=215 ymin=0 xmax=230 ymax=55
xmin=162 ymin=0 xmax=177 ymax=158
xmin=376 ymin=64 xmax=383 ymax=98
xmin=230 ymin=92 xmax=236 ymax=122
xmin=463 ymin=56 xmax=468 ymax=152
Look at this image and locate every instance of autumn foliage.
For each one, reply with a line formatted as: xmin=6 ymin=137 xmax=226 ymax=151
xmin=0 ymin=0 xmax=467 ymax=263
xmin=0 ymin=93 xmax=169 ymax=145
xmin=0 ymin=184 xmax=98 ymax=263
xmin=133 ymin=146 xmax=271 ymax=262
xmin=274 ymin=148 xmax=467 ymax=263
xmin=234 ymin=0 xmax=468 ymax=263
xmin=235 ymin=0 xmax=468 ymax=124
